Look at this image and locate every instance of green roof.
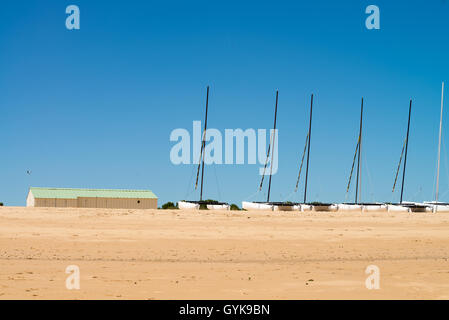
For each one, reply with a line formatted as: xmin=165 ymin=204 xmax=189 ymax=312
xmin=29 ymin=187 xmax=157 ymax=199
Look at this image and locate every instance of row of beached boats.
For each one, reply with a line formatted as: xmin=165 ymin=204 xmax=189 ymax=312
xmin=178 ymin=83 xmax=448 ymax=213
xmin=179 ymin=200 xmax=449 ymax=213
xmin=240 ymin=201 xmax=449 ymax=213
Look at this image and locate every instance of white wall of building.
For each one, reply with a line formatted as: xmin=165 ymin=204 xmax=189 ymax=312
xmin=26 ymin=190 xmax=35 ymax=207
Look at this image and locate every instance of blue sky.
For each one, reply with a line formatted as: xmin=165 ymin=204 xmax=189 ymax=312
xmin=1 ymin=0 xmax=449 ymax=206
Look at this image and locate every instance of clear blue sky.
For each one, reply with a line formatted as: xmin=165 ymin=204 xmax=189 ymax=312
xmin=1 ymin=0 xmax=449 ymax=206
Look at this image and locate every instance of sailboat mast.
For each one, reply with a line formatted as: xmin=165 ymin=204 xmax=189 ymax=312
xmin=436 ymin=82 xmax=444 ymax=208
xmin=199 ymin=86 xmax=210 ymax=202
xmin=400 ymin=100 xmax=412 ymax=204
xmin=303 ymin=94 xmax=313 ymax=204
xmin=267 ymin=90 xmax=279 ymax=203
xmin=355 ymin=98 xmax=364 ymax=204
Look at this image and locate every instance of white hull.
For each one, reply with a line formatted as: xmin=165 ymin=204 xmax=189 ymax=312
xmin=337 ymin=204 xmax=362 ymax=211
xmin=423 ymin=202 xmax=449 ymax=212
xmin=206 ymin=204 xmax=230 ymax=210
xmin=291 ymin=204 xmax=313 ymax=212
xmin=300 ymin=204 xmax=312 ymax=212
xmin=431 ymin=205 xmax=449 ymax=212
xmin=241 ymin=201 xmax=273 ymax=211
xmin=387 ymin=204 xmax=410 ymax=212
xmin=362 ymin=204 xmax=387 ymax=212
xmin=178 ymin=201 xmax=200 ymax=210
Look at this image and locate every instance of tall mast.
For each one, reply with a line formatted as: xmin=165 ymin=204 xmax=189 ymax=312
xmin=400 ymin=100 xmax=412 ymax=204
xmin=303 ymin=94 xmax=313 ymax=203
xmin=355 ymin=98 xmax=364 ymax=204
xmin=436 ymin=82 xmax=445 ymax=209
xmin=267 ymin=90 xmax=279 ymax=203
xmin=199 ymin=86 xmax=210 ymax=202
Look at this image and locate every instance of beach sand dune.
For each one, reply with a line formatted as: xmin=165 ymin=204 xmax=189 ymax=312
xmin=1 ymin=206 xmax=449 ymax=299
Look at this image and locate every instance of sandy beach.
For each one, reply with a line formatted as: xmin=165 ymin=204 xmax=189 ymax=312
xmin=1 ymin=206 xmax=449 ymax=299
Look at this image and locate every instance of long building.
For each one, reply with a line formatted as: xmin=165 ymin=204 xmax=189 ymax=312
xmin=26 ymin=187 xmax=158 ymax=209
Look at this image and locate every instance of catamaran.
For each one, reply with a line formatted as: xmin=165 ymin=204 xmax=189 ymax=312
xmin=294 ymin=94 xmax=337 ymax=212
xmin=340 ymin=98 xmax=365 ymax=212
xmin=424 ymin=82 xmax=449 ymax=212
xmin=242 ymin=90 xmax=290 ymax=211
xmin=243 ymin=90 xmax=309 ymax=211
xmin=339 ymin=98 xmax=387 ymax=212
xmin=178 ymin=86 xmax=230 ymax=210
xmin=296 ymin=94 xmax=316 ymax=211
xmin=387 ymin=99 xmax=430 ymax=213
xmin=282 ymin=93 xmax=335 ymax=212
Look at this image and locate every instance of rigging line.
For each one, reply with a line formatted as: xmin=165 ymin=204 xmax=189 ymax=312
xmin=195 ymin=129 xmax=206 ymax=189
xmin=412 ymin=186 xmax=422 ymax=200
xmin=185 ymin=164 xmax=197 ymax=199
xmin=399 ymin=100 xmax=412 ymax=204
xmin=282 ymin=190 xmax=296 ymax=202
xmin=389 ymin=187 xmax=395 ymax=203
xmin=199 ymin=87 xmax=210 ymax=202
xmin=344 ymin=191 xmax=349 ymax=202
xmin=432 ymin=125 xmax=445 ymax=200
xmin=195 ymin=86 xmax=210 ymax=193
xmin=346 ymin=137 xmax=360 ymax=193
xmin=267 ymin=90 xmax=279 ymax=203
xmin=440 ymin=136 xmax=449 ymax=204
xmin=245 ymin=189 xmax=260 ymax=201
xmin=441 ymin=189 xmax=449 ymax=199
xmin=392 ymin=137 xmax=407 ymax=193
xmin=295 ymin=132 xmax=309 ymax=192
xmin=259 ymin=134 xmax=272 ymax=191
xmin=436 ymin=81 xmax=445 ymax=203
xmin=303 ymin=94 xmax=314 ymax=204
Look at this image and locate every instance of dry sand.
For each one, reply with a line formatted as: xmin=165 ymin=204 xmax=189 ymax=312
xmin=1 ymin=206 xmax=449 ymax=299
